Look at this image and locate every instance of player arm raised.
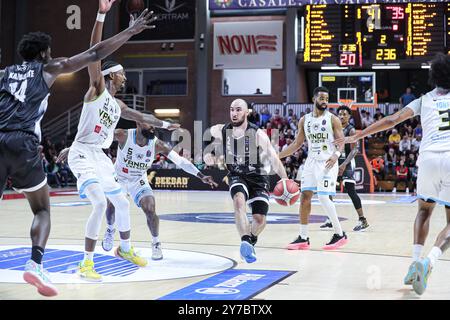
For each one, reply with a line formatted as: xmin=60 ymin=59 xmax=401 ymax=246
xmin=155 ymin=140 xmax=218 ymax=188
xmin=336 ymin=107 xmax=415 ymax=146
xmin=43 ymin=9 xmax=156 ymax=87
xmin=116 ymin=99 xmax=180 ymax=130
xmin=279 ymin=116 xmax=305 ymax=159
xmin=256 ymin=129 xmax=288 ymax=180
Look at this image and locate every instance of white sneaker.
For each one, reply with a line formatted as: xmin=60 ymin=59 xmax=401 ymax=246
xmin=102 ymin=227 xmax=115 ymax=252
xmin=152 ymin=242 xmax=163 ymax=260
xmin=392 ymin=188 xmax=397 ymax=193
xmin=23 ymin=260 xmax=58 ymax=297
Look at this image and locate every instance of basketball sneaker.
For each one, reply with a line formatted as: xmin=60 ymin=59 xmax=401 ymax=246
xmin=320 ymin=219 xmax=333 ymax=230
xmin=115 ymin=246 xmax=148 ymax=267
xmin=323 ymin=232 xmax=348 ymax=250
xmin=102 ymin=227 xmax=115 ymax=252
xmin=286 ymin=236 xmax=310 ymax=250
xmin=240 ymin=241 xmax=257 ymax=263
xmin=353 ymin=219 xmax=369 ymax=232
xmin=404 ymin=262 xmax=416 ymax=285
xmin=151 ymin=242 xmax=163 ymax=261
xmin=23 ymin=260 xmax=58 ymax=297
xmin=412 ymin=257 xmax=432 ymax=295
xmin=78 ymin=259 xmax=102 ymax=282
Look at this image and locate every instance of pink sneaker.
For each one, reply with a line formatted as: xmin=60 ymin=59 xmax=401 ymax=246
xmin=23 ymin=260 xmax=58 ymax=297
xmin=286 ymin=236 xmax=310 ymax=250
xmin=323 ymin=232 xmax=348 ymax=250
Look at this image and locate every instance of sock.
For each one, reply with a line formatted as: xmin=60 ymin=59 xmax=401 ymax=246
xmin=83 ymin=251 xmax=94 ymax=262
xmin=241 ymin=235 xmax=252 ymax=244
xmin=107 ymin=224 xmax=115 ymax=232
xmin=250 ymin=233 xmax=258 ymax=246
xmin=318 ymin=195 xmax=343 ymax=236
xmin=152 ymin=236 xmax=160 ymax=244
xmin=120 ymin=238 xmax=131 ymax=252
xmin=300 ymin=224 xmax=308 ymax=239
xmin=427 ymin=246 xmax=442 ymax=267
xmin=31 ymin=246 xmax=44 ymax=264
xmin=412 ymin=244 xmax=423 ymax=262
xmin=359 ymin=216 xmax=366 ymax=221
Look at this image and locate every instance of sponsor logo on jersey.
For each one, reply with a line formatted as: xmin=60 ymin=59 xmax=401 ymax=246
xmin=94 ymin=125 xmax=102 ymax=133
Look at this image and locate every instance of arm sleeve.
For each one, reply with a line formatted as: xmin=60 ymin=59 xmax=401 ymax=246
xmin=405 ymin=97 xmax=422 ymax=117
xmin=167 ymin=150 xmax=200 ymax=177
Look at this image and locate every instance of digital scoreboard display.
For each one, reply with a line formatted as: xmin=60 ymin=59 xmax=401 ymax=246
xmin=301 ymin=3 xmax=450 ymax=67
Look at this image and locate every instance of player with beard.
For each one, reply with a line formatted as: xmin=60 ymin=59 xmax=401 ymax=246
xmin=99 ymin=122 xmax=218 ymax=260
xmin=205 ymin=99 xmax=289 ymax=263
xmin=279 ymin=87 xmax=348 ymax=250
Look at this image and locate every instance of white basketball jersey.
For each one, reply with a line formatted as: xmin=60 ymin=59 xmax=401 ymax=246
xmin=115 ymin=129 xmax=158 ymax=181
xmin=406 ymin=88 xmax=450 ymax=153
xmin=74 ymin=89 xmax=121 ymax=149
xmin=304 ymin=110 xmax=336 ymax=160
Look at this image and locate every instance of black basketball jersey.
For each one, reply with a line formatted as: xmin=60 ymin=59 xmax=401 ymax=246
xmin=340 ymin=123 xmax=356 ymax=161
xmin=0 ymin=61 xmax=50 ymax=140
xmin=221 ymin=122 xmax=268 ymax=176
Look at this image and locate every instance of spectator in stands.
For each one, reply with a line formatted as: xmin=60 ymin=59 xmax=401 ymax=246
xmin=278 ymin=133 xmax=286 ymax=151
xmin=254 ymin=88 xmax=263 ymax=94
xmin=287 ymin=109 xmax=295 ymax=122
xmin=393 ymin=159 xmax=409 ymax=193
xmin=399 ymin=134 xmax=411 ymax=154
xmin=281 ymin=138 xmax=293 ymax=153
xmin=285 ymin=128 xmax=295 ymax=141
xmin=399 ymin=87 xmax=416 ymax=108
xmin=271 ymin=109 xmax=282 ymax=128
xmin=406 ymin=153 xmax=416 ymax=171
xmin=414 ymin=123 xmax=422 ymax=137
xmin=374 ymin=108 xmax=385 ymax=121
xmin=370 ymin=156 xmax=385 ymax=180
xmin=260 ymin=106 xmax=271 ymax=126
xmin=46 ymin=156 xmax=61 ymax=188
xmin=384 ymin=147 xmax=397 ymax=175
xmin=361 ymin=110 xmax=374 ymax=129
xmin=411 ymin=134 xmax=422 ymax=153
xmin=265 ymin=122 xmax=273 ymax=139
xmin=248 ymin=109 xmax=260 ymax=126
xmin=388 ymin=129 xmax=401 ymax=151
xmin=57 ymin=159 xmax=70 ymax=188
xmin=410 ymin=164 xmax=418 ymax=194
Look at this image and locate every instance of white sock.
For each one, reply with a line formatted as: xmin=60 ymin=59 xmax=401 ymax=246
xmin=300 ymin=224 xmax=308 ymax=239
xmin=427 ymin=246 xmax=442 ymax=267
xmin=120 ymin=238 xmax=131 ymax=252
xmin=152 ymin=236 xmax=160 ymax=244
xmin=83 ymin=251 xmax=94 ymax=262
xmin=412 ymin=244 xmax=423 ymax=262
xmin=318 ymin=195 xmax=343 ymax=236
xmin=107 ymin=224 xmax=115 ymax=232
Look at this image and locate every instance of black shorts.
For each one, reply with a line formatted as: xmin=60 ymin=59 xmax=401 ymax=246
xmin=0 ymin=131 xmax=46 ymax=196
xmin=229 ymin=174 xmax=270 ymax=208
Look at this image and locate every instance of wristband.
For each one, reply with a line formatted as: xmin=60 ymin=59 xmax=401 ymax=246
xmin=96 ymin=13 xmax=106 ymax=22
xmin=162 ymin=121 xmax=170 ymax=129
xmin=334 ymin=151 xmax=342 ymax=158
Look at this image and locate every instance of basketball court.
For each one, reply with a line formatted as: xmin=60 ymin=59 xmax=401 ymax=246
xmin=1 ymin=190 xmax=449 ymax=300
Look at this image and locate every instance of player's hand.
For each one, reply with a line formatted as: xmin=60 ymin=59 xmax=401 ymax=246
xmin=99 ymin=0 xmax=117 ymax=14
xmin=167 ymin=123 xmax=181 ymax=131
xmin=325 ymin=154 xmax=339 ymax=170
xmin=56 ymin=148 xmax=70 ymax=163
xmin=128 ymin=9 xmax=157 ymax=34
xmin=201 ymin=176 xmax=218 ymax=188
xmin=338 ymin=164 xmax=346 ymax=176
xmin=204 ymin=153 xmax=215 ymax=166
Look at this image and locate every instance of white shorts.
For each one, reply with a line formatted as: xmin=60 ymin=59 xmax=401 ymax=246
xmin=416 ymin=151 xmax=450 ymax=207
xmin=68 ymin=142 xmax=122 ymax=199
xmin=118 ymin=174 xmax=154 ymax=208
xmin=300 ymin=157 xmax=338 ymax=196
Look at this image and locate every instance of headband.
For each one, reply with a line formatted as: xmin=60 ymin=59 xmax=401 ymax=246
xmin=101 ymin=64 xmax=124 ymax=76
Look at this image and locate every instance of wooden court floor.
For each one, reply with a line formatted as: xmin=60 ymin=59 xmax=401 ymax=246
xmin=0 ymin=190 xmax=449 ymax=300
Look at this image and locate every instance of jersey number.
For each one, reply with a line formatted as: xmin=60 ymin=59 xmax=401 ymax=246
xmin=439 ymin=109 xmax=450 ymax=131
xmin=9 ymin=80 xmax=28 ymax=103
xmin=140 ymin=180 xmax=146 ymax=186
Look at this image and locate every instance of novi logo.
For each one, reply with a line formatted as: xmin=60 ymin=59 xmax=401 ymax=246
xmin=195 ymin=288 xmax=240 ymax=295
xmin=217 ymin=35 xmax=278 ymax=55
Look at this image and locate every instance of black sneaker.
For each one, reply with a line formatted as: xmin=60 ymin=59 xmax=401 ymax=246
xmin=320 ymin=219 xmax=333 ymax=230
xmin=353 ymin=219 xmax=370 ymax=232
xmin=323 ymin=232 xmax=348 ymax=250
xmin=286 ymin=236 xmax=310 ymax=250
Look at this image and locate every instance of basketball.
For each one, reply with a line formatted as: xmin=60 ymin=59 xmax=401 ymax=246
xmin=127 ymin=0 xmax=145 ymax=15
xmin=273 ymin=179 xmax=300 ymax=206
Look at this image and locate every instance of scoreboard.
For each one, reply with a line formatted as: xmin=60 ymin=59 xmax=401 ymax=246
xmin=301 ymin=3 xmax=450 ymax=67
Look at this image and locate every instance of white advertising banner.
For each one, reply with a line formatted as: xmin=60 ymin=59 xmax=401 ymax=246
xmin=213 ymin=21 xmax=283 ymax=69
